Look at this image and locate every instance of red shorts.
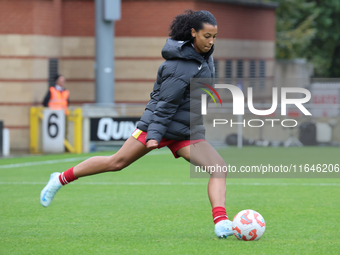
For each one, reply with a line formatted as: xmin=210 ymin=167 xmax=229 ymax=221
xmin=132 ymin=129 xmax=205 ymax=158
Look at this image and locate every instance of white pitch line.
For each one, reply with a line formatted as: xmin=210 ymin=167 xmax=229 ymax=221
xmin=0 ymin=182 xmax=339 ymax=186
xmin=0 ymin=157 xmax=89 ymax=169
xmin=0 ymin=150 xmax=170 ymax=170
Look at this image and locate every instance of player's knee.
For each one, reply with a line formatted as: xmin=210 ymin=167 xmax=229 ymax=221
xmin=113 ymin=161 xmax=127 ymax=171
xmin=210 ymin=170 xmax=227 ymax=178
xmin=107 ymin=157 xmax=128 ymax=172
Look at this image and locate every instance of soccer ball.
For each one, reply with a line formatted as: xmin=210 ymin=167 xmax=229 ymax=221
xmin=232 ymin=209 xmax=266 ymax=241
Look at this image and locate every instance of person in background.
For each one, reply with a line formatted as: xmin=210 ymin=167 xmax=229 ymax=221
xmin=42 ymin=74 xmax=70 ymax=115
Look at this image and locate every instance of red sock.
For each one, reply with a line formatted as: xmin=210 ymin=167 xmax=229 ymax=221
xmin=59 ymin=167 xmax=78 ymax=185
xmin=212 ymin=206 xmax=229 ymax=224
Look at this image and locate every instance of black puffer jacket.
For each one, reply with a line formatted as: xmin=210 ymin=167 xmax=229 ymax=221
xmin=137 ymin=38 xmax=215 ymax=143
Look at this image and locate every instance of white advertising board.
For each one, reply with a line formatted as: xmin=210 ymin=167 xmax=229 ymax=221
xmin=42 ymin=109 xmax=65 ymax=153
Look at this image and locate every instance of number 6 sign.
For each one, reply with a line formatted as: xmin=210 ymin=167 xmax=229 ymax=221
xmin=42 ymin=109 xmax=65 ymax=153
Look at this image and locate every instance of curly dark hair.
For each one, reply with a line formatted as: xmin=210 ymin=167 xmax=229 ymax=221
xmin=169 ymin=10 xmax=217 ymax=41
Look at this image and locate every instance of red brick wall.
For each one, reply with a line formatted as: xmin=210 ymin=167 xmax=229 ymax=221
xmin=61 ymin=0 xmax=196 ymax=37
xmin=116 ymin=1 xmax=195 ymax=37
xmin=196 ymin=2 xmax=276 ymax=40
xmin=62 ymin=0 xmax=94 ymax=36
xmin=0 ymin=0 xmax=276 ymax=40
xmin=0 ymin=0 xmax=61 ymax=36
xmin=0 ymin=0 xmax=93 ymax=36
xmin=32 ymin=0 xmax=59 ymax=36
xmin=0 ymin=0 xmax=35 ymax=35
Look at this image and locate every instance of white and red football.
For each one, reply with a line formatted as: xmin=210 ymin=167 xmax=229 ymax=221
xmin=232 ymin=209 xmax=266 ymax=241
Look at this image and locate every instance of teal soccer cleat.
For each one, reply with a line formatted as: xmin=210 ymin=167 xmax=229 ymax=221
xmin=40 ymin=172 xmax=62 ymax=207
xmin=215 ymin=220 xmax=233 ymax=239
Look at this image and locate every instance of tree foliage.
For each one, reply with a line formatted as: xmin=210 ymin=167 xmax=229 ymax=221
xmin=275 ymin=0 xmax=340 ymax=77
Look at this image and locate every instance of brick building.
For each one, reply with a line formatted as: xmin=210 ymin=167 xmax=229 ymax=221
xmin=0 ymin=0 xmax=277 ymax=151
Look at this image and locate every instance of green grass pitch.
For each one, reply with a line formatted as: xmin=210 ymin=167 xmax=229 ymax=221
xmin=0 ymin=147 xmax=339 ymax=254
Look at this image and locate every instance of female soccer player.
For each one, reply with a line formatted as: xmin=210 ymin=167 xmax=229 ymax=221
xmin=40 ymin=10 xmax=233 ymax=238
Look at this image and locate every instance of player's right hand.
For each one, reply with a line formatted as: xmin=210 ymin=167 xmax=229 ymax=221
xmin=146 ymin=139 xmax=158 ymax=149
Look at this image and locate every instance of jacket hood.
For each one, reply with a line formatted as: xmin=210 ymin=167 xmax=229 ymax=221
xmin=161 ymin=38 xmax=214 ymax=63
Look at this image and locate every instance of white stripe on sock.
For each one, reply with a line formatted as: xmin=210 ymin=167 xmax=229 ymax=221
xmin=213 ymin=215 xmax=228 ymax=221
xmin=61 ymin=173 xmax=68 ymax=184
